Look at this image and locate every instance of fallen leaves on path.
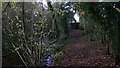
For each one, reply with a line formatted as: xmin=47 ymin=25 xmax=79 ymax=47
xmin=54 ymin=30 xmax=116 ymax=67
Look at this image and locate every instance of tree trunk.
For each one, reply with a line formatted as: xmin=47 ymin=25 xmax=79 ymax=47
xmin=116 ymin=54 xmax=120 ymax=65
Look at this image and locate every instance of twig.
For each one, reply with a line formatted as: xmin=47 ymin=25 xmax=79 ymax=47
xmin=3 ymin=2 xmax=10 ymax=12
xmin=2 ymin=18 xmax=28 ymax=67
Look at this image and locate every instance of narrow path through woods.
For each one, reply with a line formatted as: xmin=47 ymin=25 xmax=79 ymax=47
xmin=57 ymin=29 xmax=116 ymax=67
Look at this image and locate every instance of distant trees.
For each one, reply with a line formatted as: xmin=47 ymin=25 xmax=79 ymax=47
xmin=47 ymin=2 xmax=75 ymax=43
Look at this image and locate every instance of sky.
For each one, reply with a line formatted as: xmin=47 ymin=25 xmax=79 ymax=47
xmin=74 ymin=13 xmax=79 ymax=22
